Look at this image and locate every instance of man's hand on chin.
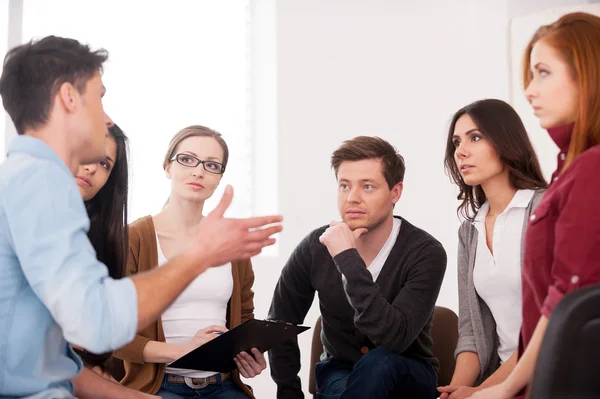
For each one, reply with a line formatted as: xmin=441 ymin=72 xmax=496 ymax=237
xmin=319 ymin=221 xmax=368 ymax=257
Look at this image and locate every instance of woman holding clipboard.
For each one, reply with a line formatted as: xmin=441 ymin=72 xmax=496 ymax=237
xmin=114 ymin=125 xmax=265 ymax=398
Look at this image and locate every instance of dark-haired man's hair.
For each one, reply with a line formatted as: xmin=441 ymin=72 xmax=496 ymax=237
xmin=331 ymin=136 xmax=405 ymax=189
xmin=0 ymin=35 xmax=108 ymax=134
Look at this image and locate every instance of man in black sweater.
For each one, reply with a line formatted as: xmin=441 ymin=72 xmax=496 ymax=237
xmin=268 ymin=136 xmax=447 ymax=399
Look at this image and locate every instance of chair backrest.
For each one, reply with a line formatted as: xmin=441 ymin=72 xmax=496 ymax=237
xmin=431 ymin=306 xmax=458 ymax=387
xmin=308 ymin=316 xmax=323 ymax=395
xmin=529 ymin=285 xmax=600 ymax=398
xmin=307 ymin=306 xmax=458 ymax=396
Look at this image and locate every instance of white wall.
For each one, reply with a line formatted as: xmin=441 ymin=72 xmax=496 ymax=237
xmin=247 ymin=1 xmax=600 ymax=397
xmin=1 ymin=0 xmax=596 ymax=397
xmin=1 ymin=0 xmax=22 ymax=161
xmin=250 ymin=0 xmax=509 ymax=397
xmin=507 ymin=0 xmax=592 ymax=18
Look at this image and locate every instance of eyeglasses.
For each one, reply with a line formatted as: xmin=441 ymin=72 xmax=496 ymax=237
xmin=170 ymin=153 xmax=225 ymax=174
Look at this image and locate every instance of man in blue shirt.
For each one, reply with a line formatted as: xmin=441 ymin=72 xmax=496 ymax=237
xmin=0 ymin=36 xmax=282 ymax=398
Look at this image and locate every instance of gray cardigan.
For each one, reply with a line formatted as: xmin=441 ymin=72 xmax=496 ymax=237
xmin=455 ymin=189 xmax=545 ymax=384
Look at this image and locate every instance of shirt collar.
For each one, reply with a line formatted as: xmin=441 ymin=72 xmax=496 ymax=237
xmin=473 ymin=201 xmax=490 ymax=225
xmin=547 ymin=123 xmax=573 ymax=153
xmin=472 ymin=189 xmax=535 ymax=225
xmin=7 ymin=135 xmax=73 ymax=177
xmin=508 ymin=189 xmax=536 ymax=209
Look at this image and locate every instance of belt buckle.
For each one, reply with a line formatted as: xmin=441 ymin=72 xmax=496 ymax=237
xmin=184 ymin=376 xmax=209 ymax=389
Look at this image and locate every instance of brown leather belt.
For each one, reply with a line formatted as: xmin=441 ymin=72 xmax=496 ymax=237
xmin=166 ymin=372 xmax=231 ymax=389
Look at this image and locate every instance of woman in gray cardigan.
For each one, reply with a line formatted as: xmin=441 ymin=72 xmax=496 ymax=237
xmin=437 ymin=99 xmax=547 ymax=399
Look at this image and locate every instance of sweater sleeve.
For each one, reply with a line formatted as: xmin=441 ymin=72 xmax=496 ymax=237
xmin=454 ymin=222 xmax=478 ymax=357
xmin=267 ymin=231 xmax=318 ymax=399
xmin=333 ymin=238 xmax=447 ymax=354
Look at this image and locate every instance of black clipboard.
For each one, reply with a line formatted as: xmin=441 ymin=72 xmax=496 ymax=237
xmin=169 ymin=319 xmax=310 ymax=372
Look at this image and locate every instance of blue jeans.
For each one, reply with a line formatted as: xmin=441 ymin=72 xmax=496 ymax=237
xmin=157 ymin=374 xmax=250 ymax=398
xmin=315 ymin=348 xmax=437 ymax=399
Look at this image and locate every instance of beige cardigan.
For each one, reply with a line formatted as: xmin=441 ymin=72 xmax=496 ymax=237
xmin=114 ymin=215 xmax=255 ymax=397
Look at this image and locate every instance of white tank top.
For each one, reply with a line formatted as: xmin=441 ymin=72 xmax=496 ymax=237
xmin=157 ymin=234 xmax=233 ymax=378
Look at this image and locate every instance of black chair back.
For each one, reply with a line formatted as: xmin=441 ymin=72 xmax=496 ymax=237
xmin=530 ymin=285 xmax=600 ymax=398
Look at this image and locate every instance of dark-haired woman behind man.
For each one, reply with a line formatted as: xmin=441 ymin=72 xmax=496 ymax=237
xmin=438 ymin=99 xmax=546 ymax=399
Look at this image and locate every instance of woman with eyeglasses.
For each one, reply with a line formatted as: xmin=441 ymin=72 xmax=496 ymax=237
xmin=114 ymin=125 xmax=264 ymax=398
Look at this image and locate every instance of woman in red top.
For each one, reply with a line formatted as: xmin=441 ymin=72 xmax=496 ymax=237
xmin=470 ymin=11 xmax=600 ymax=399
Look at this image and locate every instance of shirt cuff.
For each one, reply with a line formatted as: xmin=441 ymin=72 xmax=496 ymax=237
xmin=115 ymin=334 xmax=153 ymax=364
xmin=455 ymin=335 xmax=478 ymax=358
xmin=332 ymin=248 xmax=364 ymax=277
xmin=541 ymin=285 xmax=565 ymax=318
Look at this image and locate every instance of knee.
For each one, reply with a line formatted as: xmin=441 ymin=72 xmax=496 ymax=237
xmin=357 ymin=348 xmax=395 ymax=365
xmin=354 ymin=348 xmax=399 ymax=376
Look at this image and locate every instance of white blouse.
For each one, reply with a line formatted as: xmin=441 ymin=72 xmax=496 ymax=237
xmin=473 ymin=190 xmax=534 ymax=363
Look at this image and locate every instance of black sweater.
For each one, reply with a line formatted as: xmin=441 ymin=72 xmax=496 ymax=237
xmin=268 ymin=216 xmax=447 ymax=398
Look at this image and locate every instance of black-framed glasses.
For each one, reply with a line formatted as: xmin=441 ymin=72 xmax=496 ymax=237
xmin=170 ymin=153 xmax=225 ymax=174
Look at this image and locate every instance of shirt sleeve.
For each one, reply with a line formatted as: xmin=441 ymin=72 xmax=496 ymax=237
xmin=542 ymin=155 xmax=600 ymax=317
xmin=5 ymin=162 xmax=138 ymax=354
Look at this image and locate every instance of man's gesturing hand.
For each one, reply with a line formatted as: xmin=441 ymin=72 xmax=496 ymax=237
xmin=188 ymin=185 xmax=283 ymax=269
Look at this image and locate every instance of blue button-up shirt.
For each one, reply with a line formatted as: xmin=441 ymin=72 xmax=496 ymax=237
xmin=0 ymin=136 xmax=138 ymax=397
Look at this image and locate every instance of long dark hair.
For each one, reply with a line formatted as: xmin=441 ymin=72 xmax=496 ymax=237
xmin=444 ymin=99 xmax=547 ymax=219
xmin=76 ymin=123 xmax=129 ymax=368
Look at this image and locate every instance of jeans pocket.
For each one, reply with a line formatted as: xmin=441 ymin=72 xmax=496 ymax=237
xmin=314 ymin=360 xmax=328 ymax=383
